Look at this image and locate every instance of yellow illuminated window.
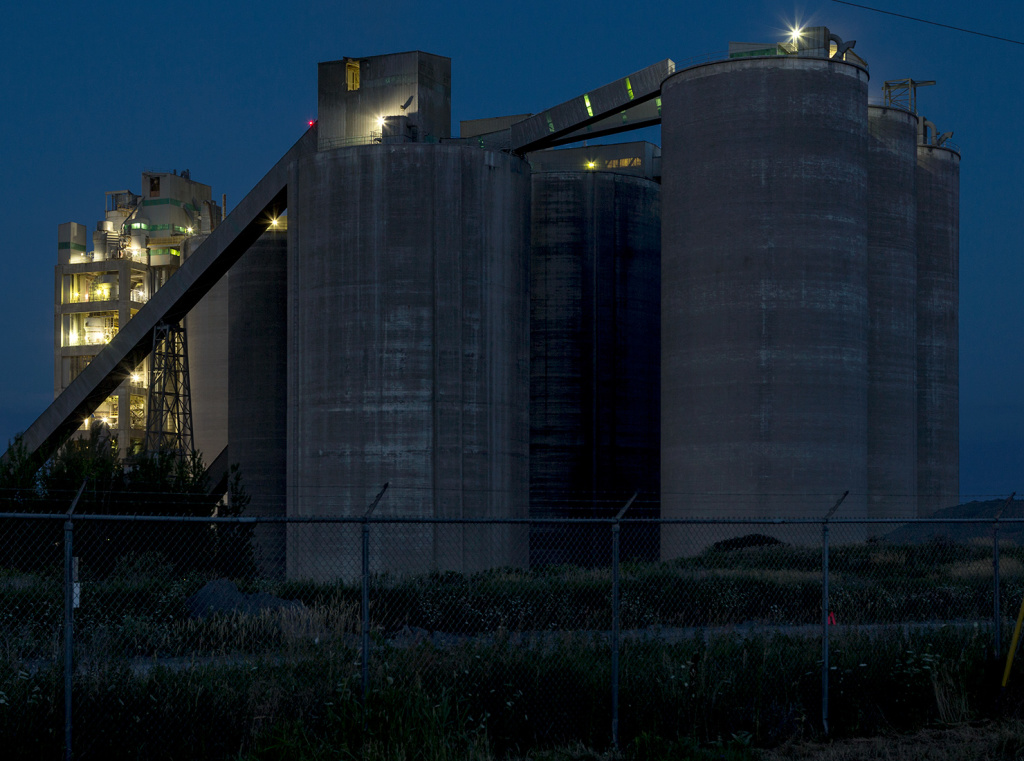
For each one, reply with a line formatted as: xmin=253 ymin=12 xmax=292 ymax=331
xmin=347 ymin=61 xmax=360 ymax=91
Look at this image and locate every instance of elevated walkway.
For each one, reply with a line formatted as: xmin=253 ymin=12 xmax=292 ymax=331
xmin=509 ymin=59 xmax=674 ymax=153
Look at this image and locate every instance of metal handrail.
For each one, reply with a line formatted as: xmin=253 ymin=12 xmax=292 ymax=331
xmin=672 ymin=47 xmax=868 ymax=74
xmin=671 ymin=50 xmax=730 ymax=70
xmin=319 ymin=132 xmax=380 ymax=149
xmin=930 ymin=139 xmax=961 ymax=155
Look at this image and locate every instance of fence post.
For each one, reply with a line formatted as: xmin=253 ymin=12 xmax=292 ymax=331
xmin=821 ymin=491 xmax=848 ymax=737
xmin=64 ymin=480 xmax=87 ymax=761
xmin=611 ymin=492 xmax=637 ymax=751
xmin=361 ymin=518 xmax=370 ymax=702
xmin=361 ymin=483 xmax=389 ymax=706
xmin=994 ymin=494 xmax=1014 ymax=661
xmin=63 ymin=518 xmax=74 ymax=761
xmin=995 ymin=521 xmax=1001 ymax=660
xmin=821 ymin=517 xmax=829 ymax=736
xmin=611 ymin=521 xmax=620 ymax=749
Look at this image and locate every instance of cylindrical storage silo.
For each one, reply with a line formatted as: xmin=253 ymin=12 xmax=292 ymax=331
xmin=866 ymin=106 xmax=918 ymax=521
xmin=916 ymin=143 xmax=960 ymax=516
xmin=530 ymin=169 xmax=660 ymax=566
xmin=229 ymin=229 xmax=288 ymax=577
xmin=287 ymin=143 xmax=531 ymax=581
xmin=660 ymin=55 xmax=870 ymax=555
xmin=183 ymin=235 xmax=229 ymax=467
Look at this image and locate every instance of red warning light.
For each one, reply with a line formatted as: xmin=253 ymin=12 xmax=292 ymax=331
xmin=308 ymin=119 xmax=316 ymax=127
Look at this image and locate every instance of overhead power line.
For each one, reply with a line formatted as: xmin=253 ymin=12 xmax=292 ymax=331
xmin=831 ymin=0 xmax=1024 ymax=45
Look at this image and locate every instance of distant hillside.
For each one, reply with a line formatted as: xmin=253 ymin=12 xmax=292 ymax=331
xmin=884 ymin=497 xmax=1024 ymax=545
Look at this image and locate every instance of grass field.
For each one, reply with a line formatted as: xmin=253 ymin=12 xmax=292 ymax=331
xmin=3 ymin=535 xmax=1024 ymax=759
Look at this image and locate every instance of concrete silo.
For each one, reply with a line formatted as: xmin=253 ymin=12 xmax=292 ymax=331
xmin=286 ymin=142 xmax=531 ymax=580
xmin=866 ymin=105 xmax=918 ymax=520
xmin=228 ymin=228 xmax=288 ymax=575
xmin=660 ymin=51 xmax=870 ymax=552
xmin=527 ymin=143 xmax=661 ymax=565
xmin=916 ymin=140 xmax=960 ymax=515
xmin=183 ymin=249 xmax=229 ymax=466
xmin=187 ymin=224 xmax=289 ymax=576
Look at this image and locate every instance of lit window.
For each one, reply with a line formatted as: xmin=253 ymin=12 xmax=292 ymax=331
xmin=346 ymin=61 xmax=360 ymax=91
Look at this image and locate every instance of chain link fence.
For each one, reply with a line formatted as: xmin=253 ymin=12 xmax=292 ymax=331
xmin=2 ymin=498 xmax=1023 ymax=759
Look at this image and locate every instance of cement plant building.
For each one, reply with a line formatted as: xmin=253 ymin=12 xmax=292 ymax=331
xmin=32 ymin=26 xmax=959 ymax=575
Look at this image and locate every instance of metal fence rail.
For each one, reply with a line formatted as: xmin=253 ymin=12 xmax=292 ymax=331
xmin=2 ymin=506 xmax=1023 ymax=759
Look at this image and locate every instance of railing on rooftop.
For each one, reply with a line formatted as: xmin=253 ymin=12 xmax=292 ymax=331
xmin=673 ymin=47 xmax=868 ymax=73
xmin=319 ymin=131 xmax=392 ymax=150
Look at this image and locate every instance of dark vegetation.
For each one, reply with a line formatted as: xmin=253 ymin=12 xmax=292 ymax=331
xmin=3 ymin=534 xmax=1024 ymax=758
xmin=0 ymin=627 xmax=1019 ymax=760
xmin=4 ymin=434 xmax=1024 ymax=758
xmin=0 ymin=431 xmax=253 ymax=578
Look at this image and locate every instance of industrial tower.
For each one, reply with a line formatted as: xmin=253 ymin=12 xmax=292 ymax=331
xmin=54 ymin=171 xmax=221 ymax=457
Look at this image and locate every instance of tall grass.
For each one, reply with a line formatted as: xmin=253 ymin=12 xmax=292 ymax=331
xmin=0 ymin=627 xmax=1015 ymax=760
xmin=4 ymin=538 xmax=1021 ymax=661
xmin=3 ymin=538 xmax=1024 ymax=758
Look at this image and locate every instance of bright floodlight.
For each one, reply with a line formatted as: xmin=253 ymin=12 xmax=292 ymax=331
xmin=586 ymin=161 xmax=596 ymax=169
xmin=790 ymin=26 xmax=803 ymax=41
xmin=377 ymin=116 xmax=386 ymax=127
xmin=270 ymin=218 xmax=279 ymax=227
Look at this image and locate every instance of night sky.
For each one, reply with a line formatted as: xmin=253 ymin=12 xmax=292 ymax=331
xmin=1 ymin=1 xmax=1019 ymax=501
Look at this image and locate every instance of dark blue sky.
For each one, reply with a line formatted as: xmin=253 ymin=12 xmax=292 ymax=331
xmin=1 ymin=1 xmax=1019 ymax=500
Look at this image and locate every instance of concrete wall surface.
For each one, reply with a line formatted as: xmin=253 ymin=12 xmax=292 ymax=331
xmin=916 ymin=145 xmax=960 ymax=516
xmin=866 ymin=106 xmax=918 ymax=521
xmin=184 ymin=234 xmax=229 ymax=465
xmin=318 ymin=52 xmax=451 ymax=149
xmin=229 ymin=230 xmax=288 ymax=576
xmin=286 ymin=143 xmax=530 ymax=580
xmin=660 ymin=57 xmax=870 ymax=554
